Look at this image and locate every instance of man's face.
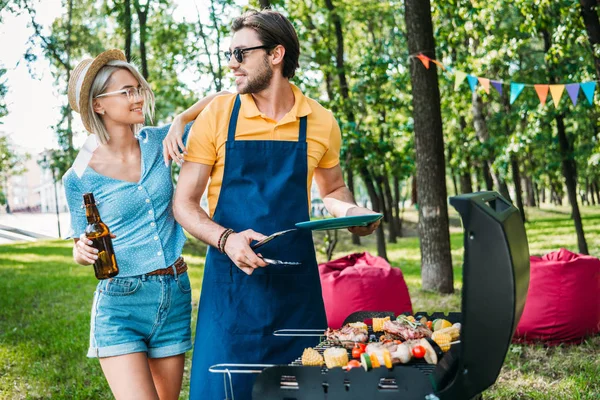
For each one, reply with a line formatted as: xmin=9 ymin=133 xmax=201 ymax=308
xmin=228 ymin=28 xmax=273 ymax=94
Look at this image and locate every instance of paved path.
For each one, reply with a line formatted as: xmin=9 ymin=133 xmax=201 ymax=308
xmin=0 ymin=212 xmax=72 ymax=244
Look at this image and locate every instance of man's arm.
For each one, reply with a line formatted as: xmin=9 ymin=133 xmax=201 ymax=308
xmin=173 ymin=162 xmax=268 ymax=274
xmin=314 ymin=164 xmax=380 ymax=236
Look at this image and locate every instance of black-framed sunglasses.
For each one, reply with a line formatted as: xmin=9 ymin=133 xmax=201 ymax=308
xmin=224 ymin=45 xmax=274 ymax=63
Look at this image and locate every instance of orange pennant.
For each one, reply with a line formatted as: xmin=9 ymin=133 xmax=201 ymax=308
xmin=416 ymin=54 xmax=430 ymax=69
xmin=550 ymin=85 xmax=565 ymax=107
xmin=431 ymin=59 xmax=446 ymax=71
xmin=534 ymin=84 xmax=549 ymax=106
xmin=478 ymin=77 xmax=490 ymax=94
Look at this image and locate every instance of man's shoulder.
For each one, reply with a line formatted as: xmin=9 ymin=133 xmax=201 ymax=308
xmin=301 ymin=93 xmax=335 ymax=120
xmin=206 ymin=93 xmax=238 ymax=113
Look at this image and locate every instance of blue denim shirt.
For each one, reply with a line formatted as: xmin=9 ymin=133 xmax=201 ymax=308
xmin=63 ymin=123 xmax=191 ymax=277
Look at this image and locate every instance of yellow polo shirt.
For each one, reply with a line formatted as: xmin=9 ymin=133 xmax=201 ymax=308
xmin=184 ymin=84 xmax=341 ymax=217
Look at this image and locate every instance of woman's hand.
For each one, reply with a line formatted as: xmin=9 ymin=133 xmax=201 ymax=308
xmin=163 ymin=90 xmax=232 ymax=167
xmin=74 ymin=233 xmax=116 ymax=265
xmin=163 ymin=116 xmax=187 ymax=167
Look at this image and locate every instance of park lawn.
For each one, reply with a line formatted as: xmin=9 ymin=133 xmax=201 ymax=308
xmin=0 ymin=205 xmax=598 ymax=399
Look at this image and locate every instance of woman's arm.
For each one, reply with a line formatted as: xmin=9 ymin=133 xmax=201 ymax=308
xmin=163 ymin=91 xmax=230 ymax=166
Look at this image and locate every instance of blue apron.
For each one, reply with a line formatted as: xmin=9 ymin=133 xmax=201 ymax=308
xmin=189 ymin=95 xmax=327 ymax=400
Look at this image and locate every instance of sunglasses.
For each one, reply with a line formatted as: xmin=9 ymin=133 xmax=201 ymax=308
xmin=94 ymin=87 xmax=147 ymax=102
xmin=224 ymin=45 xmax=275 ymax=63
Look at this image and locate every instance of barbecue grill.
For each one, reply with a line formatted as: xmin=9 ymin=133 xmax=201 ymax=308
xmin=210 ymin=191 xmax=530 ymax=399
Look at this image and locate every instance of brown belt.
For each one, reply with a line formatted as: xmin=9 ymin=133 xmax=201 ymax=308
xmin=147 ymin=257 xmax=187 ymax=276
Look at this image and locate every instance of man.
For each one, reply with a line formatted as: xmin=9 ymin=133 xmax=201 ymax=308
xmin=174 ymin=9 xmax=379 ymax=400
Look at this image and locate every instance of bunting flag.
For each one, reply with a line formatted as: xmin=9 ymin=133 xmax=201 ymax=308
xmin=416 ymin=54 xmax=430 ymax=69
xmin=510 ymin=83 xmax=525 ymax=104
xmin=550 ymin=85 xmax=565 ymax=107
xmin=467 ymin=75 xmax=479 ymax=92
xmin=534 ymin=84 xmax=549 ymax=106
xmin=431 ymin=59 xmax=445 ymax=70
xmin=491 ymin=80 xmax=503 ymax=95
xmin=565 ymin=84 xmax=580 ymax=106
xmin=581 ymin=82 xmax=596 ymax=105
xmin=454 ymin=71 xmax=467 ymax=91
xmin=413 ymin=53 xmax=598 ymax=108
xmin=478 ymin=77 xmax=490 ymax=94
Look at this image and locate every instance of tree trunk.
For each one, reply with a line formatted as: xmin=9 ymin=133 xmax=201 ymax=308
xmin=556 ymin=114 xmax=589 ymax=254
xmin=580 ymin=0 xmax=600 ymax=79
xmin=134 ymin=0 xmax=149 ymax=80
xmin=383 ymin=174 xmax=398 ymax=243
xmin=393 ymin=175 xmax=403 ymax=237
xmin=534 ymin=181 xmax=540 ymax=207
xmin=525 ymin=176 xmax=536 ymax=207
xmin=482 ymin=163 xmax=494 ymax=191
xmin=209 ymin=0 xmax=223 ymax=91
xmin=360 ymin=167 xmax=388 ymax=260
xmin=411 ymin=175 xmax=418 ymax=205
xmin=460 ymin=171 xmax=473 ymax=194
xmin=595 ymin=180 xmax=600 ymax=204
xmin=541 ymin=185 xmax=546 ymax=204
xmin=405 ymin=0 xmax=453 ymax=294
xmin=511 ymin=155 xmax=526 ymax=223
xmin=124 ymin=0 xmax=132 ymax=61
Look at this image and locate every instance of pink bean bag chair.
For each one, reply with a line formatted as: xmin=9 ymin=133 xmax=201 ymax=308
xmin=318 ymin=252 xmax=412 ymax=329
xmin=514 ymin=248 xmax=600 ymax=345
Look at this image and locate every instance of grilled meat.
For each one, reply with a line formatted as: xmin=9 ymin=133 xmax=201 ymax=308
xmin=382 ymin=319 xmax=432 ymax=341
xmin=324 ymin=324 xmax=368 ymax=348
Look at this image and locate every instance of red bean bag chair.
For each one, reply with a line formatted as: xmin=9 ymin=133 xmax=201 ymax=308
xmin=319 ymin=252 xmax=412 ymax=329
xmin=514 ymin=248 xmax=600 ymax=345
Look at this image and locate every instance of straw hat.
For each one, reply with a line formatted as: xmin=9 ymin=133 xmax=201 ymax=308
xmin=68 ymin=49 xmax=127 ymax=132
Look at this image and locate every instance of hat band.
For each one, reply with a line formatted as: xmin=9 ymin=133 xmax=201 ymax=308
xmin=75 ymin=62 xmax=92 ymax=109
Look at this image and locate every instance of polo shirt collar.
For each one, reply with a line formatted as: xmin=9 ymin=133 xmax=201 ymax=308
xmin=241 ymin=83 xmax=312 ymax=120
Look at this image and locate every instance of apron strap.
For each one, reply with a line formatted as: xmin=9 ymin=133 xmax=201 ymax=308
xmin=298 ymin=115 xmax=307 ymax=143
xmin=227 ymin=95 xmax=242 ymax=142
xmin=227 ymin=94 xmax=308 ymax=143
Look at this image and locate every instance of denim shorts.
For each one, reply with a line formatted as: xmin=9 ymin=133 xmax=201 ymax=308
xmin=87 ymin=270 xmax=193 ymax=359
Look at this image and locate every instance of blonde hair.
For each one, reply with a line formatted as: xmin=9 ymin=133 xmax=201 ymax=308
xmin=87 ymin=60 xmax=155 ymax=144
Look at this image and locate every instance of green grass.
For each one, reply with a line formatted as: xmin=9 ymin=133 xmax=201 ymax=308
xmin=0 ymin=205 xmax=598 ymax=399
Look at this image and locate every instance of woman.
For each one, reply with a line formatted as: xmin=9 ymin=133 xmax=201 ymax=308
xmin=63 ymin=49 xmax=224 ymax=399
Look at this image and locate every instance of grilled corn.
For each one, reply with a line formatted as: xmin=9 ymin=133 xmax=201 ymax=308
xmin=372 ymin=316 xmax=390 ymax=332
xmin=431 ymin=332 xmax=452 ymax=352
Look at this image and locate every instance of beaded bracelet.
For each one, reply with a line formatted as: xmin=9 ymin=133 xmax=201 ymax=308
xmin=218 ymin=228 xmax=234 ymax=253
xmin=220 ymin=229 xmax=234 ymax=254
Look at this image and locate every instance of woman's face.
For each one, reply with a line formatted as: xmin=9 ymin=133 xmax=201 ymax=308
xmin=94 ymin=69 xmax=145 ymax=126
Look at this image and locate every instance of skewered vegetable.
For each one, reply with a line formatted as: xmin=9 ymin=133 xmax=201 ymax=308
xmin=383 ymin=349 xmax=393 ymax=369
xmin=369 ymin=353 xmax=381 ymax=368
xmin=346 ymin=360 xmax=361 ymax=370
xmin=419 ymin=338 xmax=444 ymax=365
xmin=434 ymin=325 xmax=460 ymax=340
xmin=432 ymin=319 xmax=452 ymax=331
xmin=323 ymin=347 xmax=348 ymax=369
xmin=372 ymin=316 xmax=390 ymax=332
xmin=360 ymin=352 xmax=372 ymax=371
xmin=301 ymin=348 xmax=324 ymax=366
xmin=412 ymin=345 xmax=426 ymax=358
xmin=431 ymin=332 xmax=452 ymax=352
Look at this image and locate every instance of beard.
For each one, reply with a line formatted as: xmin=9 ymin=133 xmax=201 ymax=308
xmin=237 ymin=56 xmax=273 ymax=94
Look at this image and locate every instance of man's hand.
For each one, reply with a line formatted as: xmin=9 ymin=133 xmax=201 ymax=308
xmin=223 ymin=229 xmax=269 ymax=275
xmin=346 ymin=207 xmax=381 ymax=236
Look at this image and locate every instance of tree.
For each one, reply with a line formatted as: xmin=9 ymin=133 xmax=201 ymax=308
xmin=404 ymin=0 xmax=454 ymax=293
xmin=0 ymin=135 xmax=29 ymax=214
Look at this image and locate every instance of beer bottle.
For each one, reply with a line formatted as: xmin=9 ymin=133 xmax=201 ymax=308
xmin=83 ymin=193 xmax=119 ymax=279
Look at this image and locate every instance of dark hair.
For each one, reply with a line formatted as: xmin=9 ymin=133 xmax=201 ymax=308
xmin=232 ymin=9 xmax=300 ymax=79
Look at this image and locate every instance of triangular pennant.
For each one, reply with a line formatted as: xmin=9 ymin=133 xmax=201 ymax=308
xmin=478 ymin=77 xmax=490 ymax=94
xmin=565 ymin=83 xmax=580 ymax=106
xmin=454 ymin=71 xmax=467 ymax=91
xmin=431 ymin=59 xmax=445 ymax=70
xmin=549 ymin=84 xmax=565 ymax=107
xmin=467 ymin=75 xmax=479 ymax=92
xmin=416 ymin=54 xmax=430 ymax=69
xmin=491 ymin=80 xmax=503 ymax=95
xmin=534 ymin=84 xmax=549 ymax=106
xmin=510 ymin=83 xmax=525 ymax=104
xmin=581 ymin=81 xmax=596 ymax=105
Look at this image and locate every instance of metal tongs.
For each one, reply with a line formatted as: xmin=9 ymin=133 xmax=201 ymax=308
xmin=251 ymin=228 xmax=297 ymax=250
xmin=252 ymin=229 xmax=300 ymax=266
